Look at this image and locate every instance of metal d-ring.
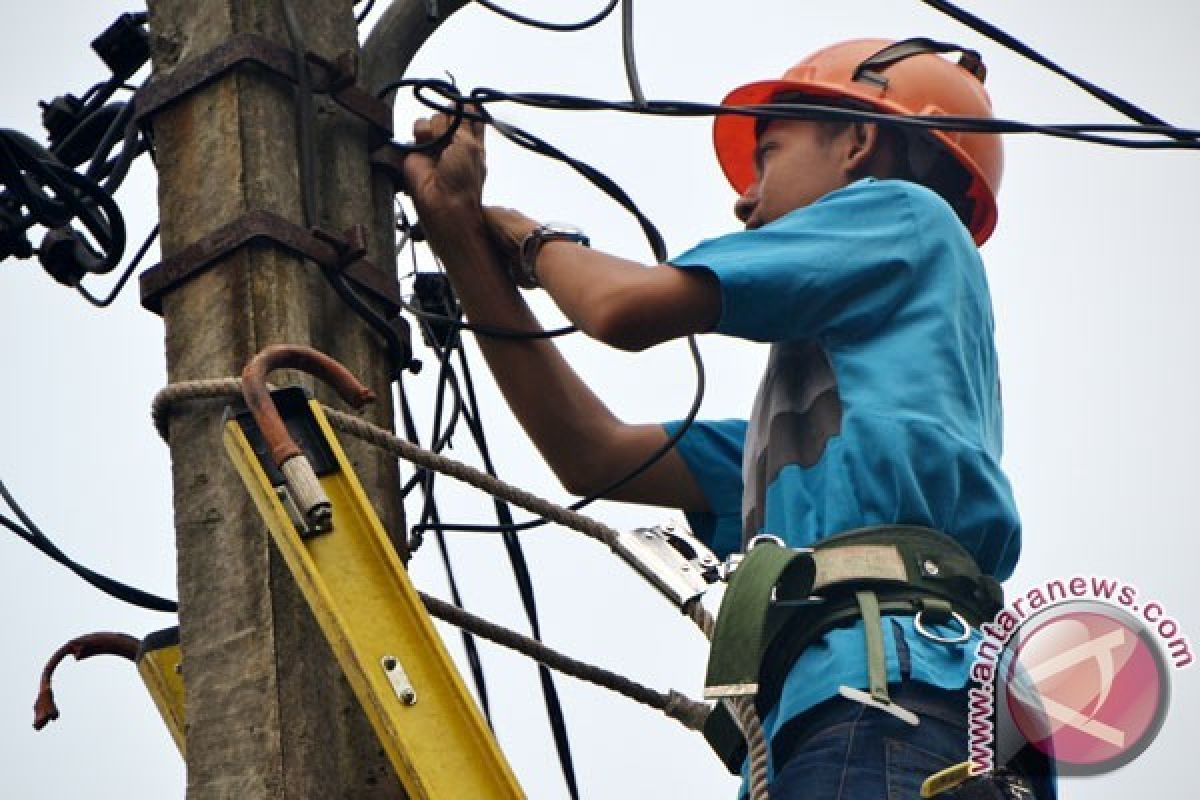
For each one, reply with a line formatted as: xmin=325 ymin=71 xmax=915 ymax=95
xmin=913 ymin=609 xmax=972 ymax=645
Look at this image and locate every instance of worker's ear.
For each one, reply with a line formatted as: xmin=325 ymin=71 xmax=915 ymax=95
xmin=842 ymin=122 xmax=882 ymax=177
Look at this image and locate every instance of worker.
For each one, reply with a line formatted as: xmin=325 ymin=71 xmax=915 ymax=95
xmin=401 ymin=37 xmax=1053 ymax=799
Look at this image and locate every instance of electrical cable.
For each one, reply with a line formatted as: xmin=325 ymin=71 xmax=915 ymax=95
xmin=387 ymin=0 xmax=1193 ymax=536
xmin=395 ymin=80 xmax=1200 ymax=149
xmin=915 ymin=0 xmax=1184 ymax=135
xmin=403 ymin=301 xmax=583 ymax=790
xmin=0 ymin=127 xmax=129 ymax=276
xmin=355 ymin=0 xmax=377 ymax=25
xmin=83 ymin=101 xmax=137 ymax=183
xmin=1 ymin=47 xmax=150 ymax=273
xmin=400 ymin=291 xmax=582 ymax=793
xmin=0 ymin=479 xmax=177 ymax=613
xmin=473 ymin=0 xmax=618 ymax=32
xmin=1 ymin=131 xmax=124 ymax=238
xmin=444 ymin=332 xmax=581 ymax=800
xmin=278 ymin=0 xmax=318 ymax=229
xmin=401 ymin=298 xmax=576 ymax=339
xmin=395 ymin=372 xmax=495 ymax=728
xmin=620 ymin=0 xmax=646 ymax=106
xmin=96 ymin=104 xmax=151 ymax=193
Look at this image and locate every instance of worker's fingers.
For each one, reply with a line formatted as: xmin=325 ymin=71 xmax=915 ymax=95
xmin=412 ymin=116 xmax=434 ymax=144
xmin=465 ymin=105 xmax=487 ymax=142
xmin=412 ymin=107 xmax=487 ymax=148
xmin=430 ymin=111 xmax=452 ymax=137
xmin=411 ymin=112 xmax=456 ymax=145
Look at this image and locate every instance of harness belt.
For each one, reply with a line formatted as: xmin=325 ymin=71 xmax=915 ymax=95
xmin=702 ymin=525 xmax=1004 ymax=773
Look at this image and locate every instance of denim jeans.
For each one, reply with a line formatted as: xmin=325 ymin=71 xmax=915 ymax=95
xmin=768 ymin=681 xmax=1054 ymax=799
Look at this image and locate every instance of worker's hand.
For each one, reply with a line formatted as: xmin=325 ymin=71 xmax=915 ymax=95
xmin=484 ymin=206 xmax=541 ymax=288
xmin=402 ymin=111 xmax=488 ymax=231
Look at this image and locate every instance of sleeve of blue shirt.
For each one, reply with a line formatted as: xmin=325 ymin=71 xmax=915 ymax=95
xmin=668 ymin=179 xmax=953 ymax=343
xmin=661 ymin=418 xmax=746 ymax=559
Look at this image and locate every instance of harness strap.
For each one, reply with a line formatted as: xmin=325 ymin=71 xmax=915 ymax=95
xmin=703 ymin=539 xmax=815 ymax=700
xmin=856 ymin=590 xmax=889 ymax=704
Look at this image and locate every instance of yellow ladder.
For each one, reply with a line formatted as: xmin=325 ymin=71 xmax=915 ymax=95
xmin=223 ymin=384 xmax=524 ymax=799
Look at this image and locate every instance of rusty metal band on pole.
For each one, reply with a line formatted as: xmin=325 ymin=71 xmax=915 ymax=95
xmin=134 ymin=33 xmax=393 ymax=142
xmin=137 ymin=210 xmax=403 ymax=315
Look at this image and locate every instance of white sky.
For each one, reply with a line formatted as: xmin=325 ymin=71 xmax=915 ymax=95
xmin=1 ymin=1 xmax=1197 ymax=798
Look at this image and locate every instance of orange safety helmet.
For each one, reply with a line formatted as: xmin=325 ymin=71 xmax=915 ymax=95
xmin=713 ymin=38 xmax=1004 ymax=245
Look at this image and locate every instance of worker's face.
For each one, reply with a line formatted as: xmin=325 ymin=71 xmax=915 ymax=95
xmin=734 ymin=119 xmax=854 ymax=230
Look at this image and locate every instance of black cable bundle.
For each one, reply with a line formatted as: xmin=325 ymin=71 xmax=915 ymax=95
xmin=0 ymin=11 xmax=154 ymax=305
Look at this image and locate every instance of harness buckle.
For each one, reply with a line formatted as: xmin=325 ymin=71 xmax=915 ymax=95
xmin=723 ymin=534 xmax=802 ymax=580
xmin=914 ymin=609 xmax=972 ymax=645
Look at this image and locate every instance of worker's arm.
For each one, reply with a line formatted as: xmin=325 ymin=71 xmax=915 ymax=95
xmin=484 ymin=206 xmax=721 ymax=352
xmin=401 ymin=113 xmax=717 ymax=510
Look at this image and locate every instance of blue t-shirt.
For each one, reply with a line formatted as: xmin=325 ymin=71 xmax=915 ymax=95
xmin=665 ymin=178 xmax=1020 ymax=758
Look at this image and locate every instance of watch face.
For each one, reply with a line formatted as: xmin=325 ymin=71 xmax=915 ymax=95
xmin=541 ymin=222 xmax=586 ymax=238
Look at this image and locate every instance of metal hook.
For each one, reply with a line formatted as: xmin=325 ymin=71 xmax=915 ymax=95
xmin=240 ymin=345 xmax=375 ymax=532
xmin=241 ymin=344 xmax=375 ymax=467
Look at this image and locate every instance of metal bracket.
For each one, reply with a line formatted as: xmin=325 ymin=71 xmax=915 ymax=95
xmin=135 ymin=33 xmax=393 ymax=146
xmin=138 ymin=209 xmax=403 ymax=316
xmin=612 ymin=519 xmax=722 ymax=610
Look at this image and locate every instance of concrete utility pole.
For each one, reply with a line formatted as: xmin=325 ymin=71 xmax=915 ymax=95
xmin=141 ymin=0 xmax=459 ymax=795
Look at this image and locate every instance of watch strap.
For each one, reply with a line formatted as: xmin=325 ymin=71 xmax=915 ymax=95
xmin=517 ymin=224 xmax=590 ymax=288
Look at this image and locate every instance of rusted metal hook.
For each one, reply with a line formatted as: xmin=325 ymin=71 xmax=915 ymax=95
xmin=240 ymin=344 xmax=375 ymax=532
xmin=33 ymin=632 xmax=140 ymax=730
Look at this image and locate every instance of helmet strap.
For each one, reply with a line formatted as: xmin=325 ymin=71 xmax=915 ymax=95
xmin=854 ymin=37 xmax=987 ymax=88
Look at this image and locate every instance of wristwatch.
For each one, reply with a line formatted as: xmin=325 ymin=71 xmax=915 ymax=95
xmin=517 ymin=222 xmax=590 ymax=288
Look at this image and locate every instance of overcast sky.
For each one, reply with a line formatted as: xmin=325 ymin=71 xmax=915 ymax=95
xmin=1 ymin=1 xmax=1197 ymax=798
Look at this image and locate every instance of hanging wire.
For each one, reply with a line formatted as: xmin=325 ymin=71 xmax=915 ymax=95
xmin=355 ymin=0 xmax=378 ymax=25
xmin=395 ymin=369 xmax=494 ymax=727
xmin=473 ymin=0 xmax=618 ymax=32
xmin=620 ymin=0 xmax=646 ymax=106
xmin=916 ymin=0 xmax=1183 ymax=135
xmin=399 ymin=274 xmax=584 ymax=793
xmin=0 ymin=479 xmax=177 ymax=612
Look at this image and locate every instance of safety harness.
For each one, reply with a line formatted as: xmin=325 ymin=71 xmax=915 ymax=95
xmin=702 ymin=525 xmax=1004 ymax=772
